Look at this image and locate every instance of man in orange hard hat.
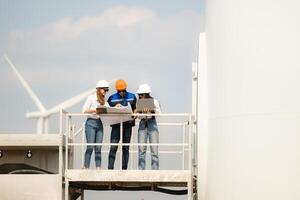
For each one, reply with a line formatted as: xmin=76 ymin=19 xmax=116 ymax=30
xmin=107 ymin=79 xmax=137 ymax=170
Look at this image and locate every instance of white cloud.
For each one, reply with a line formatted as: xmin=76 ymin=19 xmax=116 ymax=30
xmin=5 ymin=6 xmax=200 ymax=58
xmin=8 ymin=6 xmax=157 ymax=44
xmin=2 ymin=5 xmax=202 ymax=114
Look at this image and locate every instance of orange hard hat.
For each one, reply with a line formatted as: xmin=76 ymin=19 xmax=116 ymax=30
xmin=115 ymin=79 xmax=127 ymax=90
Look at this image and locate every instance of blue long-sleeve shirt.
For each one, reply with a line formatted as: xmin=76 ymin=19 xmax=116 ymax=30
xmin=107 ymin=91 xmax=137 ymax=126
xmin=107 ymin=91 xmax=137 ymax=110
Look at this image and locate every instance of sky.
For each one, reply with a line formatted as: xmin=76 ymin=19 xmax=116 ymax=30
xmin=0 ymin=0 xmax=203 ymax=199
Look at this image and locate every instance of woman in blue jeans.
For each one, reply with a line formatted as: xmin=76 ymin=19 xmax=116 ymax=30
xmin=136 ymin=84 xmax=161 ymax=170
xmin=82 ymin=80 xmax=110 ymax=169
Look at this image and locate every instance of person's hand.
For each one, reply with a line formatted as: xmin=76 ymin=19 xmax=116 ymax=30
xmin=96 ymin=109 xmax=100 ymax=114
xmin=132 ymin=109 xmax=138 ymax=119
xmin=143 ymin=108 xmax=151 ymax=113
xmin=84 ymin=109 xmax=97 ymax=114
xmin=115 ymin=104 xmax=122 ymax=108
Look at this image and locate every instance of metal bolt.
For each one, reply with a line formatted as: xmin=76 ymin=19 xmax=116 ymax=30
xmin=26 ymin=150 xmax=33 ymax=158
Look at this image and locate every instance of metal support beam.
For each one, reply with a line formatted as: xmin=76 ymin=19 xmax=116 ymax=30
xmin=197 ymin=32 xmax=208 ymax=200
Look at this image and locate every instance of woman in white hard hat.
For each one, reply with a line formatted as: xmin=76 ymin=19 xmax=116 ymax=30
xmin=136 ymin=84 xmax=161 ymax=170
xmin=82 ymin=80 xmax=110 ymax=169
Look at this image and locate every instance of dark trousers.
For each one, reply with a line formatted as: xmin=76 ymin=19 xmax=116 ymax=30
xmin=108 ymin=123 xmax=132 ymax=169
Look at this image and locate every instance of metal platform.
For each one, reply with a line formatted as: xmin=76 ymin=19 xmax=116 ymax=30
xmin=66 ymin=169 xmax=190 ymax=187
xmin=66 ymin=169 xmax=193 ymax=199
xmin=63 ymin=112 xmax=196 ymax=200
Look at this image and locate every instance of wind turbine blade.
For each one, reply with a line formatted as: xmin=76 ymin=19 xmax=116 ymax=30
xmin=4 ymin=54 xmax=46 ymax=112
xmin=46 ymin=88 xmax=95 ymax=115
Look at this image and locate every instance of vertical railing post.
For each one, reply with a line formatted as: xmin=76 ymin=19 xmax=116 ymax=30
xmin=188 ymin=114 xmax=193 ymax=200
xmin=130 ymin=115 xmax=135 ymax=170
xmin=71 ymin=124 xmax=75 ymax=169
xmin=65 ymin=114 xmax=70 ymax=200
xmin=192 ymin=62 xmax=198 ymax=173
xmin=65 ymin=115 xmax=69 ymax=171
xmin=119 ymin=117 xmax=123 ymax=170
xmin=59 ymin=109 xmax=63 ymax=176
xmin=59 ymin=145 xmax=62 ymax=176
xmin=82 ymin=122 xmax=85 ymax=169
xmin=188 ymin=115 xmax=192 ymax=170
xmin=65 ymin=181 xmax=69 ymax=200
xmin=192 ymin=62 xmax=199 ymax=200
xmin=81 ymin=190 xmax=84 ymax=200
xmin=182 ymin=122 xmax=186 ymax=170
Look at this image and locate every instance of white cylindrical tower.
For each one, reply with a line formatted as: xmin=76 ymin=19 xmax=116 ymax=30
xmin=201 ymin=0 xmax=300 ymax=200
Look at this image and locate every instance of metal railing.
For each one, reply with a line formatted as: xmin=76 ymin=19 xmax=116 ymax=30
xmin=62 ymin=112 xmax=193 ymax=171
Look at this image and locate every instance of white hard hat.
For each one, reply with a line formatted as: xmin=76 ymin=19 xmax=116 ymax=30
xmin=136 ymin=84 xmax=151 ymax=94
xmin=96 ymin=80 xmax=110 ymax=88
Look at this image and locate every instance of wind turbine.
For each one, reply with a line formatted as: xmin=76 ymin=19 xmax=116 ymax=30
xmin=3 ymin=54 xmax=115 ymax=134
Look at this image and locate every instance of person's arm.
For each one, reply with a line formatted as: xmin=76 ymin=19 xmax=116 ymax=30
xmin=82 ymin=96 xmax=97 ymax=114
xmin=154 ymin=99 xmax=161 ymax=114
xmin=107 ymin=95 xmax=114 ymax=107
xmin=107 ymin=95 xmax=120 ymax=107
xmin=131 ymin=95 xmax=138 ymax=119
xmin=104 ymin=101 xmax=110 ymax=107
xmin=132 ymin=95 xmax=137 ymax=112
xmin=84 ymin=109 xmax=97 ymax=114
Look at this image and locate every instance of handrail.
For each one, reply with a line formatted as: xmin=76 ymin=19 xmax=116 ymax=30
xmin=64 ymin=112 xmax=192 ymax=171
xmin=66 ymin=113 xmax=190 ymax=117
xmin=68 ymin=143 xmax=188 ymax=146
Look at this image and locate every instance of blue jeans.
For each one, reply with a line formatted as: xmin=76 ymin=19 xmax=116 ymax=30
xmin=84 ymin=118 xmax=104 ymax=168
xmin=108 ymin=123 xmax=132 ymax=169
xmin=138 ymin=118 xmax=159 ymax=170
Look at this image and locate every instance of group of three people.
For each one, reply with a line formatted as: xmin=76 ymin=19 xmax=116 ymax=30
xmin=82 ymin=79 xmax=161 ymax=170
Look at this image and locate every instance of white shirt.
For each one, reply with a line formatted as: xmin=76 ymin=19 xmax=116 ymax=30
xmin=153 ymin=99 xmax=161 ymax=114
xmin=82 ymin=94 xmax=109 ymax=119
